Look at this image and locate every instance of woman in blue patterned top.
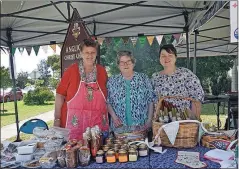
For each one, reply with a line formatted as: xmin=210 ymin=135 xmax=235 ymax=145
xmin=107 ymin=51 xmax=154 ymax=133
xmin=152 ymin=44 xmax=204 ymax=119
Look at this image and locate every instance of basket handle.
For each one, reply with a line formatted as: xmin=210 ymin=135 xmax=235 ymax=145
xmin=155 ymin=96 xmax=201 ymax=120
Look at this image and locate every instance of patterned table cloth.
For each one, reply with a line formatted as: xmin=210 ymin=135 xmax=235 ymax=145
xmin=149 ymin=146 xmax=220 ymax=168
xmin=58 ymin=146 xmax=220 ymax=168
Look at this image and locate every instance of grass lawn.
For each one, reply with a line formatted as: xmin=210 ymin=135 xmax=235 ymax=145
xmin=201 ymin=103 xmax=227 ymax=129
xmin=0 ymin=101 xmax=54 ymax=127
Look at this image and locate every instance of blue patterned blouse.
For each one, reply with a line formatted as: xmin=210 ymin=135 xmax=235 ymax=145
xmin=107 ymin=72 xmax=154 ymax=131
xmin=151 ymin=67 xmax=204 ymax=110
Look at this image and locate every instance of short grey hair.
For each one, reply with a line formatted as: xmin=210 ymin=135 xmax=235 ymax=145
xmin=116 ymin=50 xmax=136 ymax=65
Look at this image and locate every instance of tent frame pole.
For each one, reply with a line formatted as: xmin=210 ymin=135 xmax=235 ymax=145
xmin=193 ymin=30 xmax=199 ymax=74
xmin=6 ymin=28 xmax=21 ymax=142
xmin=183 ymin=11 xmax=190 ymax=69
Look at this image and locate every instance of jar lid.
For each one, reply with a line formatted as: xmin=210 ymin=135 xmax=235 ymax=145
xmin=139 ymin=143 xmax=147 ymax=148
xmin=128 ymin=148 xmax=136 ymax=153
xmin=102 ymin=145 xmax=110 ymax=151
xmin=118 ymin=149 xmax=127 ymax=154
xmin=107 ymin=149 xmax=115 ymax=155
xmin=97 ymin=150 xmax=104 ymax=155
xmin=129 ymin=145 xmax=138 ymax=149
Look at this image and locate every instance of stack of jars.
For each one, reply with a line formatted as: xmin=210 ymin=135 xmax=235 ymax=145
xmin=95 ymin=137 xmax=149 ymax=164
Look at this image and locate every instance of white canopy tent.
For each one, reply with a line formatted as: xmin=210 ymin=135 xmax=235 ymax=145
xmin=0 ymin=0 xmax=237 ymax=141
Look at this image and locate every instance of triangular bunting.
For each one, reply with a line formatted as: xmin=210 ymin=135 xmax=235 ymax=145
xmin=6 ymin=48 xmax=10 ymax=55
xmin=33 ymin=46 xmax=40 ymax=56
xmin=156 ymin=35 xmax=163 ymax=46
xmin=12 ymin=47 xmax=16 ymax=56
xmin=164 ymin=34 xmax=173 ymax=44
xmin=163 ymin=121 xmax=179 ymax=145
xmin=97 ymin=37 xmax=105 ymax=45
xmin=172 ymin=39 xmax=177 ymax=46
xmin=25 ymin=46 xmax=32 ymax=56
xmin=130 ymin=37 xmax=138 ymax=46
xmin=122 ymin=37 xmax=129 ymax=44
xmin=50 ymin=44 xmax=56 ymax=53
xmin=173 ymin=33 xmax=181 ymax=43
xmin=113 ymin=37 xmax=121 ymax=45
xmin=42 ymin=45 xmax=48 ymax=54
xmin=19 ymin=47 xmax=24 ymax=55
xmin=147 ymin=36 xmax=155 ymax=46
xmin=105 ymin=37 xmax=112 ymax=45
xmin=139 ymin=36 xmax=147 ymax=47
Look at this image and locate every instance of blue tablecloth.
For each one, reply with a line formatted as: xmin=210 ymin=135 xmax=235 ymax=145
xmin=149 ymin=146 xmax=220 ymax=168
xmin=64 ymin=146 xmax=220 ymax=168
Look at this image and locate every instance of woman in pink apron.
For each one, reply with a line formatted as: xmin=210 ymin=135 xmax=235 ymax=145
xmin=54 ymin=39 xmax=109 ymax=140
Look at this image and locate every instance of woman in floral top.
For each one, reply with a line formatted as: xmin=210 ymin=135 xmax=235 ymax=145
xmin=151 ymin=44 xmax=204 ymax=119
xmin=107 ymin=51 xmax=154 ymax=133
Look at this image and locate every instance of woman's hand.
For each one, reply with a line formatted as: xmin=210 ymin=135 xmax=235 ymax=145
xmin=112 ymin=115 xmax=123 ymax=128
xmin=53 ymin=119 xmax=61 ymax=127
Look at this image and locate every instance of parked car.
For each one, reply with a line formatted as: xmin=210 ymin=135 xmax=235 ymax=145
xmin=22 ymin=86 xmax=35 ymax=94
xmin=0 ymin=87 xmax=23 ymax=102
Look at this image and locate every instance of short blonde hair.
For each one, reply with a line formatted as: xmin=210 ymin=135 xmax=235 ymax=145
xmin=116 ymin=50 xmax=136 ymax=65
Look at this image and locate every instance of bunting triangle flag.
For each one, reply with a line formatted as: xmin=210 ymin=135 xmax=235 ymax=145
xmin=122 ymin=37 xmax=129 ymax=44
xmin=50 ymin=44 xmax=56 ymax=53
xmin=19 ymin=47 xmax=24 ymax=55
xmin=42 ymin=45 xmax=48 ymax=54
xmin=147 ymin=36 xmax=155 ymax=46
xmin=156 ymin=35 xmax=163 ymax=46
xmin=173 ymin=33 xmax=181 ymax=43
xmin=139 ymin=36 xmax=147 ymax=47
xmin=12 ymin=47 xmax=17 ymax=56
xmin=161 ymin=36 xmax=167 ymax=45
xmin=130 ymin=37 xmax=138 ymax=46
xmin=164 ymin=34 xmax=173 ymax=44
xmin=163 ymin=121 xmax=179 ymax=145
xmin=105 ymin=37 xmax=112 ymax=45
xmin=97 ymin=37 xmax=105 ymax=45
xmin=25 ymin=46 xmax=32 ymax=56
xmin=172 ymin=39 xmax=177 ymax=46
xmin=33 ymin=46 xmax=40 ymax=56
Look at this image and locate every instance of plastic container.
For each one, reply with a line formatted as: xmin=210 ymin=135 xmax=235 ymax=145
xmin=17 ymin=143 xmax=37 ymax=155
xmin=15 ymin=154 xmax=33 ymax=162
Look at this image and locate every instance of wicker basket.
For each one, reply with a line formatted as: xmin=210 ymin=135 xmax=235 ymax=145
xmin=152 ymin=96 xmax=200 ymax=148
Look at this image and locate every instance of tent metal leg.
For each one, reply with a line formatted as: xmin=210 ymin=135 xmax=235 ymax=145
xmin=193 ymin=30 xmax=199 ymax=74
xmin=6 ymin=28 xmax=21 ymax=142
xmin=186 ymin=30 xmax=190 ymax=69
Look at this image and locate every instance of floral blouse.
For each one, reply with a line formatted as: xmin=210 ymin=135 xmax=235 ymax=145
xmin=107 ymin=72 xmax=154 ymax=132
xmin=151 ymin=67 xmax=204 ymax=111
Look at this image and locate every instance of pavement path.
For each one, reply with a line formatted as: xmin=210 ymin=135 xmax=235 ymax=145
xmin=1 ymin=110 xmax=54 ymax=141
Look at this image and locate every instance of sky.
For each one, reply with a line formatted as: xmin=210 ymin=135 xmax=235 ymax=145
xmin=1 ymin=45 xmax=61 ymax=75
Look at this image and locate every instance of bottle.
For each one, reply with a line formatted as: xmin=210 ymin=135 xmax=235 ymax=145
xmin=138 ymin=143 xmax=148 ymax=157
xmin=106 ymin=149 xmax=116 ymax=163
xmin=96 ymin=150 xmax=105 ymax=164
xmin=128 ymin=148 xmax=138 ymax=162
xmin=118 ymin=149 xmax=128 ymax=163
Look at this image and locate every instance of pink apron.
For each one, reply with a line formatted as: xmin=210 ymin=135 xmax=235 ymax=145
xmin=66 ymin=79 xmax=109 ymax=140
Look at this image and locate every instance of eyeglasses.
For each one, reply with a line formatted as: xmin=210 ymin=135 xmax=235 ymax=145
xmin=119 ymin=60 xmax=132 ymax=66
xmin=82 ymin=52 xmax=96 ymax=56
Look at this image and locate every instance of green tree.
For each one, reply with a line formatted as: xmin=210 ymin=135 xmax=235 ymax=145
xmin=0 ymin=66 xmax=12 ymax=89
xmin=16 ymin=71 xmax=29 ymax=89
xmin=47 ymin=54 xmax=60 ymax=79
xmin=37 ymin=59 xmax=51 ymax=86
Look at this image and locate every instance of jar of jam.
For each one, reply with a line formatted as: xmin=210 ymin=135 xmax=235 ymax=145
xmin=105 ymin=138 xmax=113 ymax=145
xmin=118 ymin=149 xmax=128 ymax=163
xmin=114 ymin=144 xmax=120 ymax=149
xmin=96 ymin=150 xmax=105 ymax=163
xmin=138 ymin=143 xmax=148 ymax=157
xmin=106 ymin=149 xmax=116 ymax=163
xmin=128 ymin=148 xmax=138 ymax=162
